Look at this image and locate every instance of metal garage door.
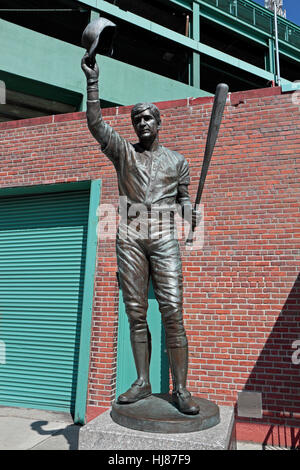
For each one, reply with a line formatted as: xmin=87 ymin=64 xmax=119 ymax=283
xmin=0 ymin=190 xmax=90 ymax=412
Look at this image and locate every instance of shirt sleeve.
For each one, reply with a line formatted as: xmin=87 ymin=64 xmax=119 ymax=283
xmin=86 ymin=100 xmax=128 ymax=168
xmin=176 ymin=156 xmax=192 ymax=207
xmin=100 ymin=122 xmax=128 ymax=168
xmin=178 ymin=157 xmax=190 ymax=186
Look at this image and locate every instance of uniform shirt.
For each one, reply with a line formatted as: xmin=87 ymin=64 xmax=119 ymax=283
xmin=87 ymin=101 xmax=192 ymax=210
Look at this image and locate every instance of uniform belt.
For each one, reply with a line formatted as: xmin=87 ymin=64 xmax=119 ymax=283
xmin=125 ymin=204 xmax=177 ymax=214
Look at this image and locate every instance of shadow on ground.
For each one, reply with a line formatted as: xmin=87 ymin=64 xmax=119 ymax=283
xmin=31 ymin=420 xmax=80 ymax=450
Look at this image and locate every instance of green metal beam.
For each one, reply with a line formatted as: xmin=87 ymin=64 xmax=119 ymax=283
xmin=0 ymin=18 xmax=84 ymax=104
xmin=98 ymin=55 xmax=210 ymax=105
xmin=159 ymin=0 xmax=192 ymax=10
xmin=79 ymin=0 xmax=292 ymax=86
xmin=0 ymin=181 xmax=92 ymax=198
xmin=193 ymin=0 xmax=300 ymax=42
xmin=267 ymin=38 xmax=276 ymax=79
xmin=0 ymin=70 xmax=82 ymax=108
xmin=192 ymin=2 xmax=201 ymax=88
xmin=199 ymin=2 xmax=268 ymax=47
xmin=198 ymin=1 xmax=300 ymax=62
xmin=79 ymin=0 xmax=300 ymax=63
xmin=202 ymin=59 xmax=265 ymax=89
xmin=198 ymin=41 xmax=290 ymax=83
xmin=74 ymin=179 xmax=102 ymax=425
xmin=281 ymin=82 xmax=300 ymax=93
xmin=0 ymin=3 xmax=295 ymax=109
xmin=0 ymin=18 xmax=209 ymax=112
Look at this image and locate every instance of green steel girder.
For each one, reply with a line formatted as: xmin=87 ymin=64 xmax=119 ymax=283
xmin=277 ymin=42 xmax=300 ymax=63
xmin=267 ymin=38 xmax=276 ymax=76
xmin=167 ymin=0 xmax=300 ymax=50
xmin=81 ymin=0 xmax=290 ymax=83
xmin=198 ymin=1 xmax=300 ymax=62
xmin=0 ymin=18 xmax=84 ymax=105
xmin=80 ymin=0 xmax=300 ymax=64
xmin=103 ymin=0 xmax=299 ymax=61
xmin=159 ymin=0 xmax=192 ymax=11
xmin=281 ymin=82 xmax=300 ymax=93
xmin=202 ymin=59 xmax=265 ymax=89
xmin=77 ymin=0 xmax=293 ymax=85
xmin=0 ymin=18 xmax=209 ymax=110
xmin=194 ymin=0 xmax=300 ymax=63
xmin=199 ymin=2 xmax=268 ymax=47
xmin=192 ymin=2 xmax=200 ymax=88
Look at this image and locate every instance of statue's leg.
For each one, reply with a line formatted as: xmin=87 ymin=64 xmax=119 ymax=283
xmin=167 ymin=347 xmax=199 ymax=415
xmin=150 ymin=237 xmax=199 ymax=414
xmin=116 ymin=236 xmax=152 ymax=403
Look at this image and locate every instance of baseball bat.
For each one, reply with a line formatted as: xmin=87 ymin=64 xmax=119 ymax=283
xmin=186 ymin=82 xmax=229 ymax=245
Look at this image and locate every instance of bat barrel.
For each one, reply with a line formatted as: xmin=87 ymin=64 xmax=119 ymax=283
xmin=185 ymin=82 xmax=229 ymax=246
xmin=193 ymin=83 xmax=228 ymax=208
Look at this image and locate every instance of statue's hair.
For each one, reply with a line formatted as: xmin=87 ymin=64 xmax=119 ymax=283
xmin=131 ymin=102 xmax=161 ymax=126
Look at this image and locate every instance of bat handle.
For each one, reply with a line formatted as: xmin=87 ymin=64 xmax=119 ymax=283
xmin=185 ymin=225 xmax=194 ymax=246
xmin=185 ymin=203 xmax=200 ymax=246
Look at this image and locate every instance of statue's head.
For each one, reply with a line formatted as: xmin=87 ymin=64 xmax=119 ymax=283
xmin=131 ymin=103 xmax=161 ymax=143
xmin=131 ymin=103 xmax=161 ymax=127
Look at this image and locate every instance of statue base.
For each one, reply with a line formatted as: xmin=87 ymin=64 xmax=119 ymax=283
xmin=79 ymin=401 xmax=236 ymax=450
xmin=111 ymin=393 xmax=219 ymax=433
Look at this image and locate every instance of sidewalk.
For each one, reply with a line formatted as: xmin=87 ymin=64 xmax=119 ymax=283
xmin=0 ymin=406 xmax=80 ymax=450
xmin=0 ymin=406 xmax=289 ymax=451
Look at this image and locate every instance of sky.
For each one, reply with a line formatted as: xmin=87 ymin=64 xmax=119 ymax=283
xmin=254 ymin=0 xmax=300 ymax=26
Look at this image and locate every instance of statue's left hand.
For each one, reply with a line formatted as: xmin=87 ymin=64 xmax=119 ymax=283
xmin=192 ymin=208 xmax=201 ymax=231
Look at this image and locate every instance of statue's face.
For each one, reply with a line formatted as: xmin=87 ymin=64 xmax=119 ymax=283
xmin=132 ymin=109 xmax=160 ymax=142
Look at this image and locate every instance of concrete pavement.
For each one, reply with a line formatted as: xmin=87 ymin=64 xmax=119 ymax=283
xmin=0 ymin=406 xmax=80 ymax=450
xmin=0 ymin=405 xmax=289 ymax=450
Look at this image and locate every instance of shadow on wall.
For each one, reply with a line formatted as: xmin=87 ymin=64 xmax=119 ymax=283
xmin=238 ymin=273 xmax=300 ymax=449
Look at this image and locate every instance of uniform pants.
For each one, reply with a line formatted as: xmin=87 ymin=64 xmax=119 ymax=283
xmin=116 ymin=221 xmax=188 ymax=349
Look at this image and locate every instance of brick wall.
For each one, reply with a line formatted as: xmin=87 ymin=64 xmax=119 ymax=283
xmin=0 ymin=87 xmax=299 ymax=443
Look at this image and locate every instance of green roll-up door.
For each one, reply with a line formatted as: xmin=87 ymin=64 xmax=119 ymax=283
xmin=0 ymin=190 xmax=90 ymax=413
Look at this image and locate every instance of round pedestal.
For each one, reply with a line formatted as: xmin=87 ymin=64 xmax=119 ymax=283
xmin=111 ymin=393 xmax=220 ymax=434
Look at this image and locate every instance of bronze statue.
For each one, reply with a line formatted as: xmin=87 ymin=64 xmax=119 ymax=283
xmin=81 ymin=33 xmax=201 ymax=415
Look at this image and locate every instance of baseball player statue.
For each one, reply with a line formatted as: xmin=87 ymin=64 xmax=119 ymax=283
xmin=81 ymin=31 xmax=201 ymax=414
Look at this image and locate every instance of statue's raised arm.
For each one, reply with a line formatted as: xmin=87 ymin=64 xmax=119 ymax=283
xmin=81 ymin=53 xmax=111 ymax=150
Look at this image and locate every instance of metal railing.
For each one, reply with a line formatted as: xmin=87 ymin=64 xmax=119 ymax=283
xmin=202 ymin=0 xmax=300 ymax=49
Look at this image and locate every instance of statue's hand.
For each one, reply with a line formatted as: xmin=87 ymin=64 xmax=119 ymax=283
xmin=191 ymin=208 xmax=201 ymax=231
xmin=81 ymin=52 xmax=99 ymax=81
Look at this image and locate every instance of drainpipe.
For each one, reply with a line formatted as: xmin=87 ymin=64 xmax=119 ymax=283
xmin=273 ymin=0 xmax=281 ymax=87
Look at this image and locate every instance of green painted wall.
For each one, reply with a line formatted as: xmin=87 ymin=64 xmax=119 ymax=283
xmin=98 ymin=56 xmax=210 ymax=106
xmin=0 ymin=19 xmax=210 ymax=112
xmin=116 ymin=281 xmax=169 ymax=399
xmin=0 ymin=19 xmax=83 ymax=106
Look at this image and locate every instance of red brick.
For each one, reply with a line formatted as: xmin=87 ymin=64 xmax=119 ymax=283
xmin=0 ymin=88 xmax=299 ymax=436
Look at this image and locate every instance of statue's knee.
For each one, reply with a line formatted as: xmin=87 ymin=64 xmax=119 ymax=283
xmin=162 ymin=310 xmax=187 ymax=349
xmin=127 ymin=314 xmax=148 ymax=343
